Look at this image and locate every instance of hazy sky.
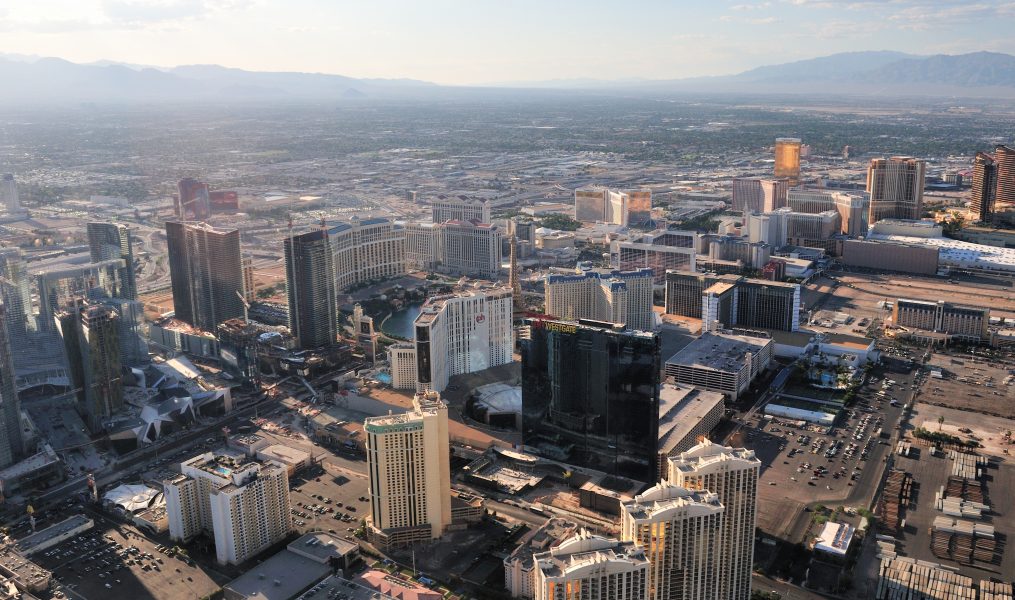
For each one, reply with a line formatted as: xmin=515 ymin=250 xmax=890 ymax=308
xmin=3 ymin=0 xmax=1014 ymax=85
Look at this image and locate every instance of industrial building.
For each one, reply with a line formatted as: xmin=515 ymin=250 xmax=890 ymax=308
xmin=664 ymin=331 xmax=773 ymax=401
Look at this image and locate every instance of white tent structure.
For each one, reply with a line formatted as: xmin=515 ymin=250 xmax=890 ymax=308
xmin=103 ymin=484 xmax=162 ymax=513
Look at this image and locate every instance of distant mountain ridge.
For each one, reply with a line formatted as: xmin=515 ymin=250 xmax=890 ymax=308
xmin=1 ymin=50 xmax=1014 ymax=104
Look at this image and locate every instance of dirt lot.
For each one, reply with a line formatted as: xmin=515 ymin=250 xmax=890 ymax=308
xmin=922 ymin=351 xmax=1015 ymax=419
xmin=910 ymin=403 xmax=1015 ymax=458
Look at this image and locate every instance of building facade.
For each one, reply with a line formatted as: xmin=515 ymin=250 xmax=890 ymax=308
xmin=668 ymin=440 xmax=761 ymax=600
xmin=533 ymin=531 xmax=649 ymax=600
xmin=664 ymin=271 xmax=801 ymax=332
xmin=611 ymin=231 xmax=697 ymax=285
xmin=284 ymin=229 xmax=338 ymax=349
xmin=431 ymin=196 xmax=491 ymax=224
xmin=404 ymin=222 xmax=439 ymax=271
xmin=439 ymin=220 xmax=502 ymax=279
xmin=574 ymin=187 xmax=631 ymax=225
xmin=364 ymin=391 xmax=452 ymax=549
xmin=867 ymin=157 xmax=926 ymax=223
xmin=774 ymin=138 xmax=802 ymax=184
xmin=522 ymin=318 xmax=661 ymax=481
xmin=56 ymin=304 xmax=123 ymax=433
xmin=731 ymin=179 xmax=788 ymax=213
xmin=892 ymin=299 xmax=989 ymax=342
xmin=165 ymin=221 xmax=245 ymax=331
xmin=386 ymin=343 xmax=417 ymax=390
xmin=413 ymin=287 xmax=513 ymax=392
xmin=329 ymin=217 xmax=406 ymax=292
xmin=1 ymin=174 xmax=19 ymax=213
xmin=87 ymin=223 xmax=137 ymax=301
xmin=164 ymin=451 xmax=291 ymax=565
xmin=0 ymin=305 xmax=22 ymax=468
xmin=787 ymin=190 xmax=870 ymax=237
xmin=544 ymin=267 xmax=654 ymax=331
xmin=621 ymin=482 xmax=723 ymax=600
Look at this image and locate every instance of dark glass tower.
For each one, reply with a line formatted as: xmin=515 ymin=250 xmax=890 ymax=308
xmin=521 ymin=318 xmax=660 ymax=481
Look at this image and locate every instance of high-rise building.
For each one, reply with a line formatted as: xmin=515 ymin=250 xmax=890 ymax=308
xmin=175 ymin=178 xmax=211 ymax=220
xmin=621 ymin=482 xmax=724 ymax=600
xmin=969 ymin=151 xmax=998 ymax=222
xmin=1 ymin=174 xmax=20 ymax=213
xmin=413 ymin=287 xmax=513 ymax=392
xmin=611 ymin=231 xmax=697 ymax=285
xmin=668 ymin=440 xmax=761 ymax=600
xmin=532 ymin=531 xmax=649 ymax=600
xmin=404 ymin=222 xmax=439 ymax=271
xmin=574 ymin=187 xmax=630 ymax=225
xmin=386 ymin=343 xmax=417 ymax=390
xmin=0 ymin=305 xmax=23 ymax=468
xmin=892 ymin=299 xmax=989 ymax=343
xmin=431 ymin=196 xmax=491 ymax=224
xmin=867 ymin=157 xmax=926 ymax=223
xmin=165 ymin=221 xmax=245 ymax=331
xmin=241 ymin=256 xmax=255 ymax=304
xmin=774 ymin=138 xmax=802 ymax=184
xmin=731 ymin=178 xmax=788 ymax=213
xmin=996 ymin=145 xmax=1015 ymax=211
xmin=544 ymin=267 xmax=655 ymax=332
xmin=0 ymin=249 xmax=33 ymax=349
xmin=522 ymin=318 xmax=661 ymax=481
xmin=439 ymin=220 xmax=502 ymax=279
xmin=785 ymin=210 xmax=841 ymax=242
xmin=56 ymin=303 xmax=123 ymax=433
xmin=627 ymin=190 xmax=653 ymax=227
xmin=787 ymin=189 xmax=870 ymax=236
xmin=164 ymin=450 xmax=291 ymax=565
xmin=364 ymin=391 xmax=452 ymax=549
xmin=329 ymin=217 xmax=406 ymax=292
xmin=87 ymin=222 xmax=137 ymax=301
xmin=284 ymin=229 xmax=338 ymax=349
xmin=98 ymin=297 xmax=148 ymax=367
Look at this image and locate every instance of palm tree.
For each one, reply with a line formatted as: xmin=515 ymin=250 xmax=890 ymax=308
xmin=938 ymin=416 xmax=945 ymax=431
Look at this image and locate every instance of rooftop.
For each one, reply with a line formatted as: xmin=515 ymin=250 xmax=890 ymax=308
xmin=666 ymin=331 xmax=772 ymax=373
xmin=669 ymin=439 xmax=760 ymax=475
xmin=223 ymin=548 xmax=330 ymax=600
xmin=657 ymin=384 xmax=725 ymax=455
xmin=814 ymin=521 xmax=854 ymax=556
xmin=622 ymin=482 xmax=722 ymax=522
xmin=15 ymin=516 xmax=93 ymax=555
xmin=287 ymin=532 xmax=358 ymax=564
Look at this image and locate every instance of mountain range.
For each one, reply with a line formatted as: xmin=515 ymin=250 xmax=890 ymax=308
xmin=2 ymin=50 xmax=1015 ymax=104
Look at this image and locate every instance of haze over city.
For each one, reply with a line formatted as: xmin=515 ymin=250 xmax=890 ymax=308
xmin=0 ymin=2 xmax=1014 ymax=600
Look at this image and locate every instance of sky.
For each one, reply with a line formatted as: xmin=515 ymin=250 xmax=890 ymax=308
xmin=1 ymin=0 xmax=1014 ymax=85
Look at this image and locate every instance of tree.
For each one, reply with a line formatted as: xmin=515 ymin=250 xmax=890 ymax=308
xmin=538 ymin=213 xmax=581 ymax=231
xmin=938 ymin=415 xmax=945 ymax=431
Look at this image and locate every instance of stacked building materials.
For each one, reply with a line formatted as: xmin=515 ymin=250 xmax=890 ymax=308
xmin=876 ymin=556 xmax=976 ymax=600
xmin=980 ymin=580 xmax=1014 ymax=600
xmin=897 ymin=441 xmax=912 ymax=457
xmin=935 ymin=486 xmax=989 ymax=519
xmin=950 ymin=451 xmax=988 ymax=480
xmin=879 ymin=469 xmax=911 ymax=533
xmin=946 ymin=475 xmax=987 ymax=505
xmin=931 ymin=516 xmax=997 ymax=564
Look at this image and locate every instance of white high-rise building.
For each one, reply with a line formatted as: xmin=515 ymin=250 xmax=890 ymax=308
xmin=621 ymin=482 xmax=723 ymax=600
xmin=1 ymin=175 xmax=19 ymax=213
xmin=386 ymin=342 xmax=417 ymax=390
xmin=364 ymin=391 xmax=452 ymax=549
xmin=404 ymin=222 xmax=439 ymax=271
xmin=544 ymin=267 xmax=655 ymax=331
xmin=439 ymin=220 xmax=502 ymax=279
xmin=164 ymin=451 xmax=291 ymax=565
xmin=413 ymin=286 xmax=513 ymax=392
xmin=329 ymin=217 xmax=406 ymax=292
xmin=431 ymin=196 xmax=491 ymax=224
xmin=668 ymin=440 xmax=761 ymax=600
xmin=574 ymin=187 xmax=630 ymax=225
xmin=533 ymin=530 xmax=649 ymax=600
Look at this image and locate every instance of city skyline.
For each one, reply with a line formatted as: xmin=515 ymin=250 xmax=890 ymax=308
xmin=1 ymin=1 xmax=1014 ymax=85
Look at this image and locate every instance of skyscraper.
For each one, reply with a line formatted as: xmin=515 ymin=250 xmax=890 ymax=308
xmin=165 ymin=450 xmax=292 ymax=565
xmin=439 ymin=220 xmax=502 ymax=279
xmin=544 ymin=267 xmax=655 ymax=331
xmin=621 ymin=482 xmax=724 ymax=600
xmin=284 ymin=229 xmax=338 ymax=349
xmin=627 ymin=190 xmax=653 ymax=228
xmin=165 ymin=221 xmax=245 ymax=331
xmin=175 ymin=178 xmax=211 ymax=220
xmin=787 ymin=190 xmax=870 ymax=236
xmin=364 ymin=391 xmax=452 ymax=549
xmin=994 ymin=145 xmax=1015 ymax=211
xmin=664 ymin=271 xmax=801 ymax=332
xmin=413 ymin=287 xmax=513 ymax=392
xmin=969 ymin=151 xmax=998 ymax=222
xmin=522 ymin=318 xmax=661 ymax=481
xmin=87 ymin=222 xmax=137 ymax=301
xmin=0 ymin=304 xmax=23 ymax=468
xmin=0 ymin=248 xmax=33 ymax=350
xmin=574 ymin=187 xmax=630 ymax=225
xmin=56 ymin=303 xmax=123 ymax=433
xmin=668 ymin=440 xmax=761 ymax=600
xmin=329 ymin=217 xmax=406 ymax=292
xmin=731 ymin=178 xmax=787 ymax=213
xmin=1 ymin=175 xmax=20 ymax=213
xmin=867 ymin=157 xmax=926 ymax=223
xmin=532 ymin=531 xmax=650 ymax=600
xmin=774 ymin=138 xmax=802 ymax=184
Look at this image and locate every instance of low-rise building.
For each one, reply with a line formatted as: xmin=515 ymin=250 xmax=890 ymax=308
xmin=657 ymin=384 xmax=725 ymax=478
xmin=664 ymin=331 xmax=774 ymax=401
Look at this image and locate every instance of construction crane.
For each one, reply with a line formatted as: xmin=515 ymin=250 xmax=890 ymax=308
xmin=236 ymin=289 xmax=250 ymax=322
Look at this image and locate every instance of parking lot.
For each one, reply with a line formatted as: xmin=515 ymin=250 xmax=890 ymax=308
xmin=34 ymin=512 xmax=224 ymax=600
xmin=287 ymin=460 xmax=370 ymax=540
xmin=738 ymin=359 xmax=913 ymax=542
